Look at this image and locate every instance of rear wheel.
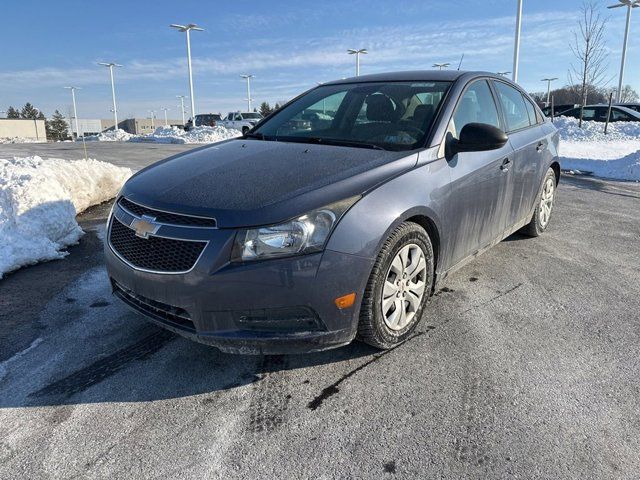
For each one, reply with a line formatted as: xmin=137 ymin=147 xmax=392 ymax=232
xmin=522 ymin=167 xmax=557 ymax=237
xmin=242 ymin=126 xmax=250 ymax=135
xmin=358 ymin=222 xmax=434 ymax=349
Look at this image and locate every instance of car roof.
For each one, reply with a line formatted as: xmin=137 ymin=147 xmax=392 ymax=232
xmin=323 ymin=70 xmax=501 ymax=85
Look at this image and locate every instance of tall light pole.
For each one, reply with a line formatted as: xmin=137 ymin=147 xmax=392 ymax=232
xmin=98 ymin=62 xmax=122 ymax=129
xmin=148 ymin=110 xmax=156 ymax=129
xmin=64 ymin=86 xmax=82 ymax=139
xmin=497 ymin=71 xmax=511 ymax=77
xmin=541 ymin=78 xmax=558 ymax=106
xmin=608 ymin=0 xmax=639 ymax=102
xmin=161 ymin=107 xmax=170 ymax=126
xmin=512 ymin=0 xmax=523 ymax=82
xmin=347 ymin=48 xmax=367 ymax=76
xmin=432 ymin=63 xmax=451 ymax=70
xmin=176 ymin=95 xmax=187 ymax=125
xmin=170 ymin=23 xmax=204 ymax=118
xmin=240 ymin=74 xmax=254 ymax=111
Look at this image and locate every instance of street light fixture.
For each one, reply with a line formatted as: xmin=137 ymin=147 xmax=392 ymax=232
xmin=541 ymin=78 xmax=558 ymax=106
xmin=176 ymin=95 xmax=188 ymax=125
xmin=496 ymin=71 xmax=511 ymax=77
xmin=170 ymin=23 xmax=204 ymax=118
xmin=240 ymin=74 xmax=254 ymax=111
xmin=347 ymin=49 xmax=367 ymax=76
xmin=64 ymin=86 xmax=82 ymax=139
xmin=432 ymin=63 xmax=450 ymax=70
xmin=161 ymin=107 xmax=170 ymax=126
xmin=608 ymin=0 xmax=639 ymax=102
xmin=98 ymin=62 xmax=122 ymax=129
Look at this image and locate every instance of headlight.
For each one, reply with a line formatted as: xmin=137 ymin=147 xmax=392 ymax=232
xmin=231 ymin=197 xmax=359 ymax=262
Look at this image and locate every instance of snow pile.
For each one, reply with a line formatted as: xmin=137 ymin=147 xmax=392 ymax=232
xmin=130 ymin=125 xmax=241 ymax=144
xmin=555 ymin=116 xmax=640 ymax=142
xmin=84 ymin=129 xmax=135 ymax=142
xmin=0 ymin=137 xmax=47 ymax=144
xmin=553 ymin=116 xmax=640 ymax=181
xmin=0 ymin=156 xmax=132 ymax=278
xmin=560 ymin=141 xmax=640 ymax=181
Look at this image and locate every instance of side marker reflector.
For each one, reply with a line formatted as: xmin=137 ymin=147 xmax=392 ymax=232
xmin=334 ymin=293 xmax=356 ymax=309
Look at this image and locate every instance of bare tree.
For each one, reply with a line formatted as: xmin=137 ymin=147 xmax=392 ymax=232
xmin=568 ymin=1 xmax=610 ymax=125
xmin=618 ymin=85 xmax=639 ymax=103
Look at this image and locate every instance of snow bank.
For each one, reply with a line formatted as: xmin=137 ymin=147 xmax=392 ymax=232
xmin=554 ymin=116 xmax=640 ymax=181
xmin=560 ymin=141 xmax=640 ymax=181
xmin=0 ymin=156 xmax=132 ymax=278
xmin=0 ymin=137 xmax=47 ymax=144
xmin=83 ymin=125 xmax=241 ymax=144
xmin=130 ymin=125 xmax=241 ymax=144
xmin=84 ymin=129 xmax=135 ymax=142
xmin=555 ymin=116 xmax=640 ymax=142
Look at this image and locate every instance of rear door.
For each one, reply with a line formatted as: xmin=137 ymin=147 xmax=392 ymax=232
xmin=492 ymin=81 xmax=548 ymax=231
xmin=444 ymin=79 xmax=514 ymax=267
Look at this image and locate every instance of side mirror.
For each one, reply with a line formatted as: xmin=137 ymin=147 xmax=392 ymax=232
xmin=448 ymin=123 xmax=508 ymax=156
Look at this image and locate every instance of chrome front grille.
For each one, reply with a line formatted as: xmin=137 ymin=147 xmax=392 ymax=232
xmin=118 ymin=197 xmax=217 ymax=228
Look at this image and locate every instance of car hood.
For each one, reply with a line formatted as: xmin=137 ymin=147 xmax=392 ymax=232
xmin=120 ymin=139 xmax=417 ymax=228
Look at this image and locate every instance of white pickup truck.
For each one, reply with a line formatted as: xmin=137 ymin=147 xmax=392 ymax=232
xmin=220 ymin=112 xmax=263 ymax=134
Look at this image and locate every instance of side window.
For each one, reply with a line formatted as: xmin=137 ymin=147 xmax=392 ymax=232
xmin=494 ymin=82 xmax=530 ymax=131
xmin=235 ymin=114 xmax=243 ymax=121
xmin=581 ymin=108 xmax=597 ymax=120
xmin=611 ymin=109 xmax=633 ymax=121
xmin=227 ymin=113 xmax=233 ymax=121
xmin=523 ymin=95 xmax=538 ymax=125
xmin=449 ymin=80 xmax=501 ymax=139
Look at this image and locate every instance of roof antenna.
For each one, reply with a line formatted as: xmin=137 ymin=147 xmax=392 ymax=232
xmin=457 ymin=53 xmax=465 ymax=70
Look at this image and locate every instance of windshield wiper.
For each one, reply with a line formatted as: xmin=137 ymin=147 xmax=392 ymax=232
xmin=282 ymin=136 xmax=387 ymax=151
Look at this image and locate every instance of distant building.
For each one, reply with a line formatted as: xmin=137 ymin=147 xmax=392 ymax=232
xmin=66 ymin=118 xmax=103 ymax=137
xmin=0 ymin=119 xmax=47 ymax=142
xmin=117 ymin=118 xmax=184 ymax=135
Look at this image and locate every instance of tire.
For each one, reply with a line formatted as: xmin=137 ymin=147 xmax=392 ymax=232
xmin=358 ymin=222 xmax=435 ymax=349
xmin=242 ymin=126 xmax=250 ymax=135
xmin=521 ymin=167 xmax=557 ymax=237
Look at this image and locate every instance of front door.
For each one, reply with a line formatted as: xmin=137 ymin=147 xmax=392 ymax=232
xmin=444 ymin=79 xmax=513 ymax=268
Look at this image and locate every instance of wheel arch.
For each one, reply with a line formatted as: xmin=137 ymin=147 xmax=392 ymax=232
xmin=550 ymin=161 xmax=560 ymax=184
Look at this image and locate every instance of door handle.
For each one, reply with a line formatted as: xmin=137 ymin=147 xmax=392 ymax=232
xmin=500 ymin=158 xmax=511 ymax=172
xmin=536 ymin=141 xmax=546 ymax=152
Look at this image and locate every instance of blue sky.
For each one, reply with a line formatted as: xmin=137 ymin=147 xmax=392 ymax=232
xmin=1 ymin=0 xmax=637 ymax=119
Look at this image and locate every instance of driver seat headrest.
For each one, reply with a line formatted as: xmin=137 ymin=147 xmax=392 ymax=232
xmin=366 ymin=94 xmax=396 ymax=122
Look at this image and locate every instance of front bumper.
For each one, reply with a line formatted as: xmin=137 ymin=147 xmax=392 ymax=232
xmin=105 ymin=213 xmax=374 ymax=354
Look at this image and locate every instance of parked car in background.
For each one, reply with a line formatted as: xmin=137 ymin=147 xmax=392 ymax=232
xmin=185 ymin=113 xmax=222 ymax=131
xmin=616 ymin=103 xmax=640 ymax=113
xmin=541 ymin=104 xmax=577 ymax=117
xmin=106 ymin=70 xmax=560 ymax=354
xmin=559 ymin=105 xmax=640 ymax=122
xmin=221 ymin=112 xmax=263 ymax=134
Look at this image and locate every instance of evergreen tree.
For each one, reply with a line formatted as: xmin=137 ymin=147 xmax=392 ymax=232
xmin=20 ymin=102 xmax=40 ymax=119
xmin=45 ymin=110 xmax=69 ymax=141
xmin=259 ymin=102 xmax=273 ymax=117
xmin=5 ymin=106 xmax=20 ymax=118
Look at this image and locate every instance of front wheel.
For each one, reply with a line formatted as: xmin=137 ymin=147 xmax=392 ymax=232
xmin=242 ymin=126 xmax=250 ymax=135
xmin=358 ymin=222 xmax=435 ymax=349
xmin=521 ymin=167 xmax=557 ymax=237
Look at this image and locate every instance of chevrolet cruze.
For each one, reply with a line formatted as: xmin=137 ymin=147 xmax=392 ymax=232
xmin=105 ymin=71 xmax=560 ymax=354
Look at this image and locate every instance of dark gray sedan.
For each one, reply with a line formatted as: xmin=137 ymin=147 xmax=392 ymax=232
xmin=105 ymin=70 xmax=560 ymax=354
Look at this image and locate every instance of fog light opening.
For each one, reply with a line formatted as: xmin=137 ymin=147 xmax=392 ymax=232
xmin=335 ymin=293 xmax=356 ymax=310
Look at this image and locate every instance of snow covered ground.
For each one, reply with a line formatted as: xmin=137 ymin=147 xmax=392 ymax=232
xmin=0 ymin=137 xmax=47 ymax=144
xmin=85 ymin=125 xmax=241 ymax=144
xmin=0 ymin=156 xmax=131 ymax=278
xmin=555 ymin=116 xmax=640 ymax=181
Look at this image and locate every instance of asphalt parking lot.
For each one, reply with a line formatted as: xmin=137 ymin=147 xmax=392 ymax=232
xmin=1 ymin=143 xmax=639 ymax=479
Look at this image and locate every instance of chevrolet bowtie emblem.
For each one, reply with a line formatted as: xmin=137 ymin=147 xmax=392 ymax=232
xmin=130 ymin=215 xmax=160 ymax=239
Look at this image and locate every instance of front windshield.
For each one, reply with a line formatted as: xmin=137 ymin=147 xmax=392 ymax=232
xmin=251 ymin=81 xmax=451 ymax=151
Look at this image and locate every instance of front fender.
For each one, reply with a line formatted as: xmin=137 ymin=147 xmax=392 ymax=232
xmin=326 ymin=155 xmax=450 ymax=264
